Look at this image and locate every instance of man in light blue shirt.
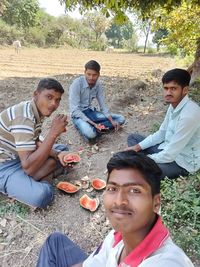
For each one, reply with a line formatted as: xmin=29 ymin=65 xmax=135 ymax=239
xmin=127 ymin=68 xmax=200 ymax=179
xmin=69 ymin=60 xmax=125 ymax=141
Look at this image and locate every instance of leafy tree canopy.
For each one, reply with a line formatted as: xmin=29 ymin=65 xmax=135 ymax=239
xmin=2 ymin=0 xmax=39 ymax=29
xmin=152 ymin=29 xmax=168 ymax=51
xmin=105 ymin=19 xmax=134 ymax=48
xmin=152 ymin=2 xmax=200 ymax=55
xmin=60 ymin=0 xmax=199 ymax=21
xmin=0 ymin=0 xmax=8 ymax=15
xmin=83 ymin=12 xmax=109 ymax=41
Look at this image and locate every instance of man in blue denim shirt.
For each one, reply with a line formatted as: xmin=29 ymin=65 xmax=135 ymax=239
xmin=69 ymin=60 xmax=125 ymax=141
xmin=126 ymin=69 xmax=200 ymax=179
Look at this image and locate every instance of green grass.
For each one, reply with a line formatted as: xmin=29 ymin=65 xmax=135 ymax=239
xmin=161 ymin=174 xmax=200 ymax=260
xmin=0 ymin=198 xmax=30 ymax=217
xmin=150 ymin=122 xmax=160 ymax=133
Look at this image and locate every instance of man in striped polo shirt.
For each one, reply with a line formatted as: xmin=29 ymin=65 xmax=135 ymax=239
xmin=0 ymin=78 xmax=69 ymax=208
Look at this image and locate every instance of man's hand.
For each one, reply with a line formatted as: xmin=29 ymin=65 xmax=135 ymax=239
xmin=57 ymin=151 xmax=74 ymax=167
xmin=95 ymin=123 xmax=105 ymax=131
xmin=49 ymin=114 xmax=68 ymax=139
xmin=108 ymin=116 xmax=120 ymax=131
xmin=124 ymin=144 xmax=142 ymax=152
xmin=111 ymin=120 xmax=120 ymax=131
xmin=36 ymin=140 xmax=42 ymax=148
xmin=88 ymin=120 xmax=106 ymax=132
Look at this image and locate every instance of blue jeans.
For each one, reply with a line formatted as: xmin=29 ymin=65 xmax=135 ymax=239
xmin=0 ymin=144 xmax=68 ymax=208
xmin=73 ymin=108 xmax=125 ymax=140
xmin=36 ymin=232 xmax=88 ymax=267
xmin=127 ymin=134 xmax=189 ymax=179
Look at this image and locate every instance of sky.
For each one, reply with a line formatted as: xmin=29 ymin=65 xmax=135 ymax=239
xmin=38 ymin=0 xmax=81 ymax=18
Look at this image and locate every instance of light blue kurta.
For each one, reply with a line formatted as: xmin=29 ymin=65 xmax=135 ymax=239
xmin=139 ymin=95 xmax=200 ymax=172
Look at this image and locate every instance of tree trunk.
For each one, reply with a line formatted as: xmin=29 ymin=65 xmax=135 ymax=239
xmin=143 ymin=22 xmax=151 ymax=54
xmin=95 ymin=32 xmax=98 ymax=42
xmin=188 ymin=38 xmax=200 ymax=85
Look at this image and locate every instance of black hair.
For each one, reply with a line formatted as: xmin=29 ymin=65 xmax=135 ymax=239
xmin=37 ymin=78 xmax=64 ymax=94
xmin=107 ymin=151 xmax=162 ymax=196
xmin=162 ymin=68 xmax=191 ymax=87
xmin=85 ymin=60 xmax=101 ymax=72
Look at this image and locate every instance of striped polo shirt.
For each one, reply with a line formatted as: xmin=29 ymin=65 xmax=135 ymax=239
xmin=0 ymin=99 xmax=43 ymax=162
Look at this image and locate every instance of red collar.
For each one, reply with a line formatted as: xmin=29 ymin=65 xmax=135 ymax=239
xmin=113 ymin=216 xmax=169 ymax=267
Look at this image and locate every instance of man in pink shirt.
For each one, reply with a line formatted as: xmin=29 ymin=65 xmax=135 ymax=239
xmin=36 ymin=151 xmax=194 ymax=267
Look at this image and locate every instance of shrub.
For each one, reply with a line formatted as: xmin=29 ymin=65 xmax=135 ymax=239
xmin=147 ymin=46 xmax=156 ymax=54
xmin=0 ymin=199 xmax=29 ymax=217
xmin=89 ymin=40 xmax=106 ymax=51
xmin=25 ymin=27 xmax=46 ymax=47
xmin=167 ymin=43 xmax=179 ymax=56
xmin=161 ymin=174 xmax=200 ymax=260
xmin=122 ymin=35 xmax=138 ymax=52
xmin=0 ymin=19 xmax=21 ymax=45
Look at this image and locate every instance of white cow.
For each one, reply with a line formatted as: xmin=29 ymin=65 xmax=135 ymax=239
xmin=105 ymin=46 xmax=114 ymax=53
xmin=13 ymin=40 xmax=21 ymax=54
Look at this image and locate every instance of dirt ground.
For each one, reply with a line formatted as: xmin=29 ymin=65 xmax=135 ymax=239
xmin=0 ymin=48 xmax=178 ymax=266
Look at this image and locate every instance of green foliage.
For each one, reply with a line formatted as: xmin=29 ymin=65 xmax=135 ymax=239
xmin=35 ymin=9 xmax=55 ymax=30
xmin=26 ymin=27 xmax=46 ymax=47
xmin=0 ymin=18 xmax=21 ymax=45
xmin=45 ymin=24 xmax=64 ymax=46
xmin=176 ymin=54 xmax=194 ymax=69
xmin=105 ymin=19 xmax=135 ymax=48
xmin=150 ymin=122 xmax=160 ymax=133
xmin=152 ymin=2 xmax=200 ymax=56
xmin=122 ymin=34 xmax=138 ymax=52
xmin=189 ymin=87 xmax=200 ymax=104
xmin=83 ymin=11 xmax=109 ymax=42
xmin=152 ymin=29 xmax=168 ymax=51
xmin=61 ymin=0 xmax=194 ymax=20
xmin=147 ymin=46 xmax=156 ymax=54
xmin=89 ymin=38 xmax=107 ymax=51
xmin=166 ymin=43 xmax=179 ymax=56
xmin=0 ymin=0 xmax=8 ymax=15
xmin=2 ymin=0 xmax=39 ymax=29
xmin=161 ymin=174 xmax=200 ymax=259
xmin=0 ymin=199 xmax=29 ymax=217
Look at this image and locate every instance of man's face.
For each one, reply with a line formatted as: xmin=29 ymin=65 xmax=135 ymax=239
xmin=103 ymin=168 xmax=160 ymax=235
xmin=33 ymin=89 xmax=62 ymax=117
xmin=163 ymin=81 xmax=188 ymax=108
xmin=85 ymin=69 xmax=100 ymax=87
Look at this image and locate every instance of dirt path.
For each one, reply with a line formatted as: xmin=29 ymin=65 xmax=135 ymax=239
xmin=0 ymin=48 xmax=176 ymax=266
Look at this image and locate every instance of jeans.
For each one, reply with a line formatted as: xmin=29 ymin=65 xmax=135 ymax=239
xmin=127 ymin=134 xmax=189 ymax=179
xmin=0 ymin=144 xmax=68 ymax=208
xmin=36 ymin=232 xmax=88 ymax=267
xmin=73 ymin=108 xmax=125 ymax=140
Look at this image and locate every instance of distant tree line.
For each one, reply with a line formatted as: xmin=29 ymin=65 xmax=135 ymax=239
xmin=0 ymin=0 xmax=173 ymax=54
xmin=0 ymin=0 xmax=139 ymax=52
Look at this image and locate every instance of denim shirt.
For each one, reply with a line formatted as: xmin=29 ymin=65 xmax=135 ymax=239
xmin=69 ymin=76 xmax=110 ymax=121
xmin=139 ymin=95 xmax=200 ymax=172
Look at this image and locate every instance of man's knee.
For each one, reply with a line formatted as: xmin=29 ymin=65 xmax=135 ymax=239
xmin=32 ymin=183 xmax=54 ymax=208
xmin=117 ymin=115 xmax=125 ymax=125
xmin=84 ymin=129 xmax=97 ymax=140
xmin=127 ymin=133 xmax=144 ymax=146
xmin=127 ymin=133 xmax=140 ymax=146
xmin=48 ymin=232 xmax=66 ymax=243
xmin=53 ymin=144 xmax=69 ymax=152
xmin=111 ymin=114 xmax=125 ymax=125
xmin=73 ymin=118 xmax=97 ymax=140
xmin=79 ymin=124 xmax=97 ymax=140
